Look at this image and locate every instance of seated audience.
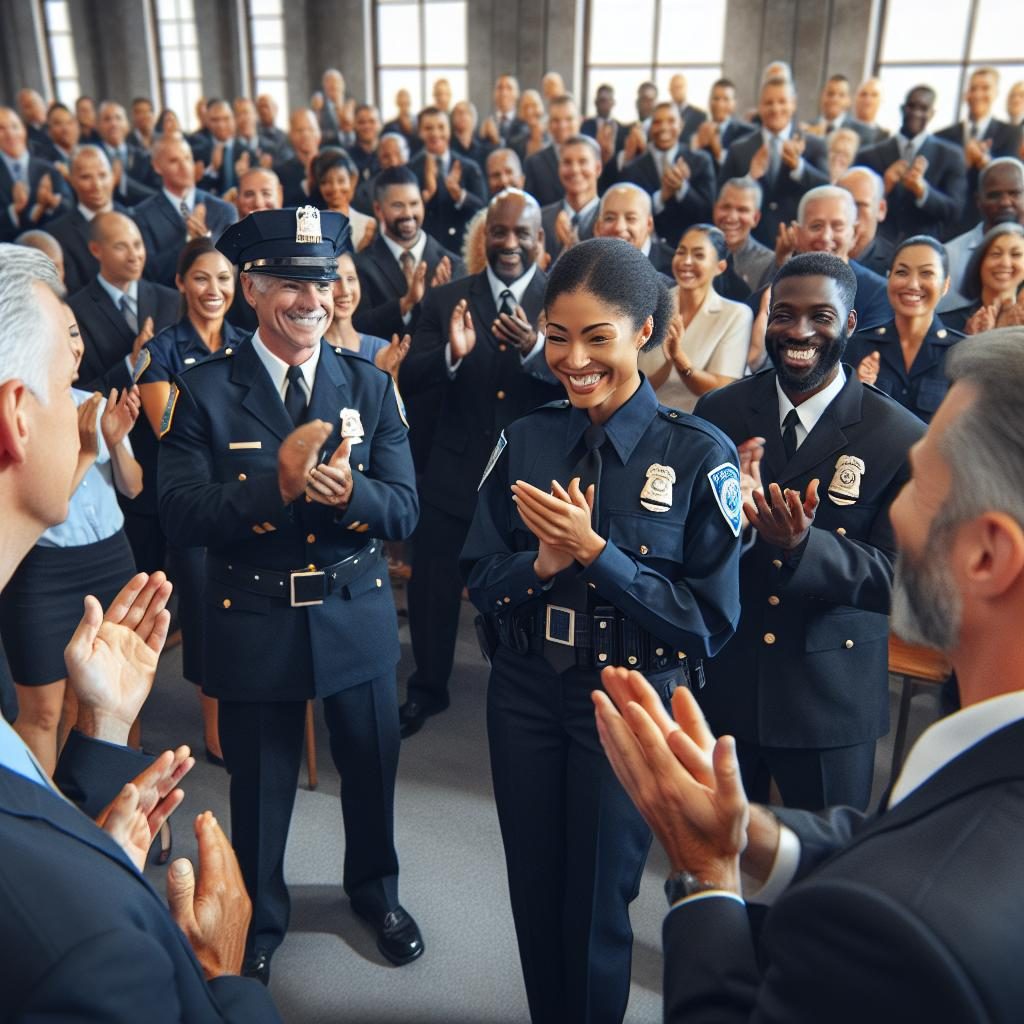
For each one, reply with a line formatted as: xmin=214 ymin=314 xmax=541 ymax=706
xmin=155 ymin=108 xmax=181 ymax=136
xmin=75 ymin=95 xmax=101 ymax=144
xmin=806 ymin=74 xmax=873 ymax=146
xmin=352 ymin=131 xmax=410 ymax=214
xmin=382 ymin=88 xmax=420 ymax=154
xmin=433 ymin=77 xmax=453 ymax=113
xmin=17 ymin=88 xmax=49 ymax=150
xmin=945 ymin=222 xmax=1024 ymax=334
xmin=349 ymin=103 xmax=383 ymax=182
xmin=481 ymin=74 xmax=526 ymax=148
xmin=38 ymin=101 xmax=80 ymax=167
xmin=194 ymin=98 xmax=259 ymax=196
xmin=16 ymin=228 xmax=65 ymax=283
xmin=451 ymin=100 xmax=492 ymax=170
xmin=581 ymin=83 xmax=627 ymax=158
xmin=847 ymin=235 xmax=963 ymax=422
xmin=639 ymin=223 xmax=752 ymax=412
xmin=511 ymin=89 xmax=548 ymax=159
xmin=273 ymin=108 xmax=322 ymax=206
xmin=97 ymin=101 xmax=157 ymax=203
xmin=255 ymin=94 xmax=288 ymax=159
xmin=129 ymin=96 xmax=156 ymax=152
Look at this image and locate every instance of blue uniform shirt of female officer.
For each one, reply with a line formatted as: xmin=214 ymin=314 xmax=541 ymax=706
xmin=142 ymin=317 xmax=251 ymax=382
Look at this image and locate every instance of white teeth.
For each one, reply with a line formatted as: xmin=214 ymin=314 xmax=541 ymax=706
xmin=785 ymin=347 xmax=816 ymax=363
xmin=569 ymin=373 xmax=602 ymax=386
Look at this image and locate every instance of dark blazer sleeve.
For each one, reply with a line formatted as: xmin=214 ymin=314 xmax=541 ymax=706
xmin=399 ymin=284 xmax=454 ymax=394
xmin=52 ymin=729 xmax=152 ymax=818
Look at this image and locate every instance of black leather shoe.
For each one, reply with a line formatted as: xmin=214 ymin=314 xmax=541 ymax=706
xmin=242 ymin=949 xmax=273 ymax=986
xmin=355 ymin=904 xmax=424 ymax=965
xmin=398 ymin=700 xmax=446 ymax=739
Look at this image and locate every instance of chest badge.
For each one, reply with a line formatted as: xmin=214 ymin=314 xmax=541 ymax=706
xmin=340 ymin=408 xmax=364 ymax=444
xmin=828 ymin=455 xmax=864 ymax=506
xmin=640 ymin=464 xmax=676 ymax=513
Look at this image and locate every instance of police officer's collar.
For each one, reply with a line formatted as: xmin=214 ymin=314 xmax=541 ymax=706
xmin=564 ymin=374 xmax=659 ymax=463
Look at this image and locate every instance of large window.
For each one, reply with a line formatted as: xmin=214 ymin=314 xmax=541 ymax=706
xmin=247 ymin=0 xmax=289 ymax=127
xmin=584 ymin=0 xmax=726 ymax=120
xmin=374 ymin=0 xmax=468 ymax=118
xmin=41 ymin=0 xmax=80 ymax=104
xmin=153 ymin=0 xmax=203 ymax=128
xmin=875 ymin=0 xmax=1024 ymax=129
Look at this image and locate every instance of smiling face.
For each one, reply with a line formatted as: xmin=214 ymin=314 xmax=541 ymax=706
xmin=887 ymin=243 xmax=948 ymax=318
xmin=98 ymin=103 xmax=129 ymax=147
xmin=332 ymin=253 xmax=360 ymax=323
xmin=243 ymin=275 xmax=333 ymax=361
xmin=485 ymin=194 xmax=543 ymax=283
xmin=854 ymin=78 xmax=882 ymax=123
xmin=595 ymin=187 xmax=653 ymax=248
xmin=207 ymin=101 xmax=235 ymax=142
xmin=90 ymin=214 xmax=147 ymax=286
xmin=545 ymin=287 xmax=650 ymax=421
xmin=760 ymin=82 xmax=796 ymax=133
xmin=766 ymin=274 xmax=856 ymax=396
xmin=375 ymin=182 xmax=423 ymax=245
xmin=289 ymin=109 xmax=322 ymax=162
xmin=132 ymin=99 xmax=155 ymax=135
xmin=495 ymin=76 xmax=519 ymax=115
xmin=48 ymin=106 xmax=80 ymax=150
xmin=650 ymin=105 xmax=682 ymax=151
xmin=966 ymin=70 xmax=997 ymax=121
xmin=237 ymin=169 xmax=282 ymax=215
xmin=673 ymin=228 xmax=726 ymax=292
xmin=178 ymin=251 xmax=234 ymax=326
xmin=979 ymin=230 xmax=1024 ymax=300
xmin=70 ymin=149 xmax=114 ymax=211
xmin=709 ymin=83 xmax=736 ymax=123
xmin=0 ymin=107 xmax=28 ymax=159
xmin=318 ymin=166 xmax=354 ymax=212
xmin=518 ymin=91 xmax=544 ymax=125
xmin=451 ymin=101 xmax=475 ymax=135
xmin=558 ymin=141 xmax=600 ymax=200
xmin=978 ymin=162 xmax=1024 ymax=228
xmin=548 ymin=100 xmax=580 ymax=146
xmin=714 ymin=184 xmax=761 ymax=249
xmin=820 ymin=78 xmax=851 ymax=121
xmin=901 ymin=88 xmax=935 ymax=138
xmin=797 ymin=195 xmax=856 ymax=261
xmin=153 ymin=136 xmax=195 ymax=195
xmin=419 ymin=112 xmax=450 ymax=155
xmin=486 ymin=149 xmax=524 ymax=194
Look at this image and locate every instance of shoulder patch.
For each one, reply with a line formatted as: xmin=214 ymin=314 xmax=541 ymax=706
xmin=131 ymin=347 xmax=152 ymax=384
xmin=392 ymin=379 xmax=409 ymax=429
xmin=159 ymin=382 xmax=179 ymax=438
xmin=478 ymin=430 xmax=507 ymax=490
xmin=707 ymin=462 xmax=743 ymax=538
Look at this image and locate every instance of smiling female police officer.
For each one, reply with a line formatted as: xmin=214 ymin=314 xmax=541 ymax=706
xmin=461 ymin=236 xmax=742 ymax=1024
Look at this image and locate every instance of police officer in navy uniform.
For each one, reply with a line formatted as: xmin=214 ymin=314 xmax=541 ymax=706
xmin=845 ymin=234 xmax=964 ymax=424
xmin=157 ymin=207 xmax=423 ymax=984
xmin=694 ymin=252 xmax=925 ymax=812
xmin=461 ymin=237 xmax=742 ymax=1024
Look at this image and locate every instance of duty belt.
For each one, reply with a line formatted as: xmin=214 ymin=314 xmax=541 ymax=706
xmin=209 ymin=540 xmax=381 ymax=607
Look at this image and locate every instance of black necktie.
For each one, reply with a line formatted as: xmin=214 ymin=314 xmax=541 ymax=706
xmin=576 ymin=423 xmax=606 ymax=529
xmin=284 ymin=365 xmax=307 ymax=426
xmin=498 ymin=289 xmax=515 ymax=318
xmin=782 ymin=408 xmax=800 ymax=461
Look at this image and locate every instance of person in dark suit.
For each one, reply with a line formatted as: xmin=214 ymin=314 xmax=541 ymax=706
xmin=691 ymin=79 xmax=756 ymax=166
xmin=597 ymin=326 xmax=1024 ymax=1024
xmin=255 ymin=94 xmax=289 ymax=161
xmin=523 ymin=95 xmax=581 ymax=208
xmin=352 ymin=133 xmax=410 ymax=216
xmin=75 ymin=95 xmax=102 ymax=145
xmin=382 ymin=89 xmax=421 ymax=156
xmin=193 ymin=99 xmax=259 ymax=196
xmin=350 ymin=103 xmax=384 ymax=183
xmin=273 ymin=108 xmax=323 ymax=207
xmin=0 ymin=106 xmax=73 ymax=242
xmin=39 ymin=101 xmax=80 ymax=168
xmin=713 ymin=177 xmax=776 ymax=298
xmin=935 ymin=67 xmax=1023 ymax=235
xmin=233 ymin=97 xmax=276 ymax=169
xmin=134 ymin=134 xmax=237 ymax=288
xmin=16 ymin=89 xmax=49 ymax=151
xmin=807 ymin=74 xmax=874 ymax=147
xmin=481 ymin=75 xmax=527 ymax=149
xmin=856 ymin=85 xmax=966 ymax=242
xmin=617 ymin=101 xmax=716 ymax=248
xmin=68 ymin=212 xmax=180 ymax=388
xmin=539 ymin=135 xmax=601 ymax=262
xmin=409 ymin=107 xmax=486 ymax=249
xmin=97 ymin=101 xmax=159 ymax=205
xmin=46 ymin=146 xmax=129 ymax=295
xmin=0 ymin=243 xmax=280 ymax=1022
xmin=594 ymin=183 xmax=675 ymax=274
xmin=719 ymin=77 xmax=830 ymax=246
xmin=668 ymin=73 xmax=707 ymax=144
xmin=852 ymin=76 xmax=890 ymax=146
xmin=397 ymin=190 xmax=562 ymax=738
xmin=159 ymin=209 xmax=424 ymax=984
xmin=451 ymin=100 xmax=494 ymax=171
xmin=581 ymin=83 xmax=629 ymax=158
xmin=694 ymin=253 xmax=924 ymax=811
xmin=128 ymin=96 xmax=157 ymax=153
xmin=316 ymin=68 xmax=355 ymax=149
xmin=839 ymin=166 xmax=896 ymax=277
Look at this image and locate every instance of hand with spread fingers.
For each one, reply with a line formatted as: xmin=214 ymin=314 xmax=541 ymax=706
xmin=746 ymin=479 xmax=820 ymax=551
xmin=430 ymin=254 xmax=453 ymax=288
xmin=511 ymin=476 xmax=604 ymax=573
xmin=592 ymin=666 xmax=749 ymax=889
xmin=449 ymin=298 xmax=477 ymax=360
xmin=305 ymin=436 xmax=354 ymax=508
xmin=493 ymin=303 xmax=539 ymax=354
xmin=748 ymin=143 xmax=771 ymax=181
xmin=375 ymin=332 xmax=411 ymax=378
xmin=100 ymin=385 xmax=141 ymax=448
xmin=736 ymin=436 xmax=765 ymax=530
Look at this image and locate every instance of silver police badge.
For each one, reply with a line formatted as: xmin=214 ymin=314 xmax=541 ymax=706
xmin=340 ymin=407 xmax=364 ymax=443
xmin=295 ymin=205 xmax=322 ymax=244
xmin=640 ymin=464 xmax=676 ymax=512
xmin=828 ymin=454 xmax=864 ymax=506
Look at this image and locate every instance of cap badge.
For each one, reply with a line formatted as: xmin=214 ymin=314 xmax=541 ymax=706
xmin=828 ymin=454 xmax=864 ymax=506
xmin=295 ymin=205 xmax=323 ymax=244
xmin=641 ymin=463 xmax=676 ymax=513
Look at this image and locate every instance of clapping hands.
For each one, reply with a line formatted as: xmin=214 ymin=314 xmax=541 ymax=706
xmin=511 ymin=477 xmax=603 ymax=578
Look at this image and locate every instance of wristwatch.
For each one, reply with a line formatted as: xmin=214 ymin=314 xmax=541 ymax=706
xmin=664 ymin=870 xmax=723 ymax=906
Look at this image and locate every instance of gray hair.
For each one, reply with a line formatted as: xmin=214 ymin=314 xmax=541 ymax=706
xmin=940 ymin=328 xmax=1024 ymax=534
xmin=599 ymin=182 xmax=652 ymax=215
xmin=719 ymin=176 xmax=763 ymax=208
xmin=979 ymin=156 xmax=1024 ymax=190
xmin=839 ymin=165 xmax=885 ymax=207
xmin=797 ymin=184 xmax=858 ymax=226
xmin=0 ymin=244 xmax=66 ymax=400
xmin=379 ymin=132 xmax=410 ymax=160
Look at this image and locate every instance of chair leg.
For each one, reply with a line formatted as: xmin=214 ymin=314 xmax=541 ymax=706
xmin=305 ymin=700 xmax=318 ymax=791
xmin=889 ymin=674 xmax=915 ymax=781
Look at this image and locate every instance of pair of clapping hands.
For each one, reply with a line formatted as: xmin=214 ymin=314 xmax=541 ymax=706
xmin=737 ymin=436 xmax=818 ymax=550
xmin=65 ymin=572 xmax=251 ymax=979
xmin=278 ymin=421 xmax=357 ymax=508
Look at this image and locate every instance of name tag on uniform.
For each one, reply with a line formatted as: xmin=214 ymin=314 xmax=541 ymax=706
xmin=229 ymin=441 xmax=262 ymax=450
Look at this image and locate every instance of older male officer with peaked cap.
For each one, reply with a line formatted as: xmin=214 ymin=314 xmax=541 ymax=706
xmin=158 ymin=207 xmax=423 ymax=984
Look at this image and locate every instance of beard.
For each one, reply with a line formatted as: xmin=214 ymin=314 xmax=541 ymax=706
xmin=768 ymin=325 xmax=849 ymax=394
xmin=890 ymin=525 xmax=961 ymax=653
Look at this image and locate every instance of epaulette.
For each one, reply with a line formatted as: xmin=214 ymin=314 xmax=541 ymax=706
xmin=658 ymin=404 xmax=737 ymax=452
xmin=538 ymin=399 xmax=571 ymax=410
xmin=177 ymin=343 xmax=238 ymax=376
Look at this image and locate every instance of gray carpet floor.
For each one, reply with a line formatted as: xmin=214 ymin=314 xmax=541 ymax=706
xmin=139 ymin=582 xmax=942 ymax=1023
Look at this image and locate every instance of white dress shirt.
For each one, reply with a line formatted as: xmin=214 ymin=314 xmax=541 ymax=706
xmin=250 ymin=327 xmax=320 ymax=402
xmin=775 ymin=365 xmax=847 ymax=449
xmin=382 ymin=230 xmax=429 ymax=325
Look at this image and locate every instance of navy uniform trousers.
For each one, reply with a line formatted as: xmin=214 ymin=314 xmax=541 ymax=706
xmin=462 ymin=380 xmax=741 ymax=1023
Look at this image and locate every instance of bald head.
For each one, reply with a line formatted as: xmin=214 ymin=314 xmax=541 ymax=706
xmin=16 ymin=231 xmax=64 ymax=284
xmin=289 ymin=108 xmax=321 ymax=162
xmin=70 ymin=145 xmax=114 ymax=212
xmin=596 ymin=184 xmax=654 ymax=249
xmin=237 ymin=167 xmax=283 ymax=216
xmin=486 ymin=147 xmax=524 ymax=195
xmin=88 ymin=212 xmax=146 ymax=286
xmin=486 ymin=189 xmax=543 ymax=282
xmin=17 ymin=89 xmax=46 ymax=126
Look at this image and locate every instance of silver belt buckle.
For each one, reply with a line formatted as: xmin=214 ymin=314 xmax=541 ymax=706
xmin=290 ymin=569 xmax=326 ymax=607
xmin=544 ymin=605 xmax=576 ymax=646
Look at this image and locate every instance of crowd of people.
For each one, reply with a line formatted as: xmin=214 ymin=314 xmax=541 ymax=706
xmin=2 ymin=55 xmax=1024 ymax=1023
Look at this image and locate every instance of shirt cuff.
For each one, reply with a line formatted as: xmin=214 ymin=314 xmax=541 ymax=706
xmin=652 ymin=191 xmax=666 ymax=216
xmin=401 ymin=309 xmax=413 ymax=326
xmin=520 ymin=331 xmax=545 ymax=363
xmin=915 ymin=183 xmax=930 ymax=208
xmin=669 ymin=890 xmax=745 ymax=912
xmin=742 ymin=824 xmax=800 ymax=905
xmin=454 ymin=190 xmax=466 ymax=210
xmin=444 ymin=341 xmax=463 ymax=378
xmin=577 ymin=537 xmax=635 ymax=595
xmin=674 ymin=180 xmax=690 ymax=202
xmin=789 ymin=157 xmax=806 ymax=182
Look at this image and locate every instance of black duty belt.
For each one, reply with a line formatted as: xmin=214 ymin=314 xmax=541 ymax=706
xmin=496 ymin=602 xmax=690 ymax=677
xmin=209 ymin=540 xmax=381 ymax=607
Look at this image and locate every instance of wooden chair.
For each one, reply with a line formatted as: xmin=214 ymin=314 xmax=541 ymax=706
xmin=888 ymin=633 xmax=953 ymax=780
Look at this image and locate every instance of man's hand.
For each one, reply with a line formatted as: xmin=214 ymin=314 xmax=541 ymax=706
xmin=310 ymin=92 xmax=325 ymax=113
xmin=965 ymin=137 xmax=991 ymax=170
xmin=77 ymin=392 xmax=103 ymax=460
xmin=421 ymin=153 xmax=438 ymax=203
xmin=445 ymin=159 xmax=465 ymax=203
xmin=555 ymin=209 xmax=578 ymax=251
xmin=210 ymin=143 xmax=224 ymax=171
xmin=34 ymin=173 xmax=62 ymax=215
xmin=167 ymin=812 xmax=252 ymax=979
xmin=375 ymin=332 xmax=411 ymax=378
xmin=774 ymin=220 xmax=799 ymax=267
xmin=660 ymin=156 xmax=689 ymax=202
xmin=96 ymin=746 xmax=194 ymax=872
xmin=100 ymin=385 xmax=141 ymax=448
xmin=399 ymin=258 xmax=427 ymax=316
xmin=901 ymin=155 xmax=929 ymax=199
xmin=593 ymin=667 xmax=748 ymax=889
xmin=597 ymin=121 xmax=616 ymax=164
xmin=278 ymin=419 xmax=332 ymax=503
xmin=185 ymin=202 xmax=210 ymax=240
xmin=964 ymin=302 xmax=999 ymax=335
xmin=130 ymin=316 xmax=155 ymax=369
xmin=480 ymin=116 xmax=500 ymax=146
xmin=449 ymin=298 xmax=476 ymax=360
xmin=11 ymin=180 xmax=30 ymax=216
xmin=234 ymin=149 xmax=252 ymax=179
xmin=305 ymin=437 xmax=354 ymax=508
xmin=357 ymin=217 xmax=376 ymax=252
xmin=694 ymin=120 xmax=718 ymax=152
xmin=65 ymin=571 xmax=173 ymax=744
xmin=746 ymin=479 xmax=819 ymax=551
xmin=736 ymin=436 xmax=765 ymax=530
xmin=748 ymin=143 xmax=770 ymax=181
xmin=624 ymin=123 xmax=646 ymax=162
xmin=856 ymin=350 xmax=881 ymax=384
xmin=492 ymin=303 xmax=538 ymax=354
xmin=430 ymin=254 xmax=453 ymax=288
xmin=883 ymin=158 xmax=909 ymax=195
xmin=511 ymin=477 xmax=605 ymax=567
xmin=780 ymin=134 xmax=805 ymax=171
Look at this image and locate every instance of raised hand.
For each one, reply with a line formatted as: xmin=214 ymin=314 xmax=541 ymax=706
xmin=901 ymin=155 xmax=929 ymax=199
xmin=77 ymin=391 xmax=104 ymax=459
xmin=480 ymin=116 xmax=500 ymax=146
xmin=374 ymin=333 xmax=411 ymax=378
xmin=357 ymin=217 xmax=376 ymax=252
xmin=11 ymin=180 xmax=29 ymax=216
xmin=748 ymin=143 xmax=770 ymax=181
xmin=277 ymin=419 xmax=333 ymax=502
xmin=624 ymin=123 xmax=646 ymax=162
xmin=736 ymin=436 xmax=765 ymax=530
xmin=430 ymin=254 xmax=453 ymax=288
xmin=511 ymin=476 xmax=605 ymax=568
xmin=310 ymin=92 xmax=325 ymax=113
xmin=965 ymin=137 xmax=991 ymax=170
xmin=660 ymin=157 xmax=689 ymax=202
xmin=211 ymin=143 xmax=224 ymax=171
xmin=234 ymin=149 xmax=251 ymax=179
xmin=597 ymin=121 xmax=616 ymax=164
xmin=555 ymin=209 xmax=577 ymax=251
xmin=995 ymin=294 xmax=1024 ymax=328
xmin=883 ymin=158 xmax=909 ymax=195
xmin=64 ymin=571 xmax=173 ymax=744
xmin=422 ymin=153 xmax=438 ymax=203
xmin=100 ymin=385 xmax=141 ymax=448
xmin=305 ymin=436 xmax=353 ymax=508
xmin=449 ymin=298 xmax=476 ymax=360
xmin=185 ymin=202 xmax=210 ymax=240
xmin=964 ymin=302 xmax=999 ymax=336
xmin=399 ymin=258 xmax=427 ymax=316
xmin=774 ymin=220 xmax=800 ymax=266
xmin=445 ymin=159 xmax=465 ymax=202
xmin=35 ymin=172 xmax=62 ymax=215
xmin=746 ymin=479 xmax=819 ymax=550
xmin=856 ymin=350 xmax=881 ymax=385
xmin=780 ymin=134 xmax=806 ymax=170
xmin=131 ymin=316 xmax=155 ymax=368
xmin=167 ymin=812 xmax=252 ymax=979
xmin=530 ymin=478 xmax=595 ymax=579
xmin=493 ymin=303 xmax=539 ymax=354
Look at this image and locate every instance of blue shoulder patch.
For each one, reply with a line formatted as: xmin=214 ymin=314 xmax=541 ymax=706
xmin=707 ymin=462 xmax=742 ymax=538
